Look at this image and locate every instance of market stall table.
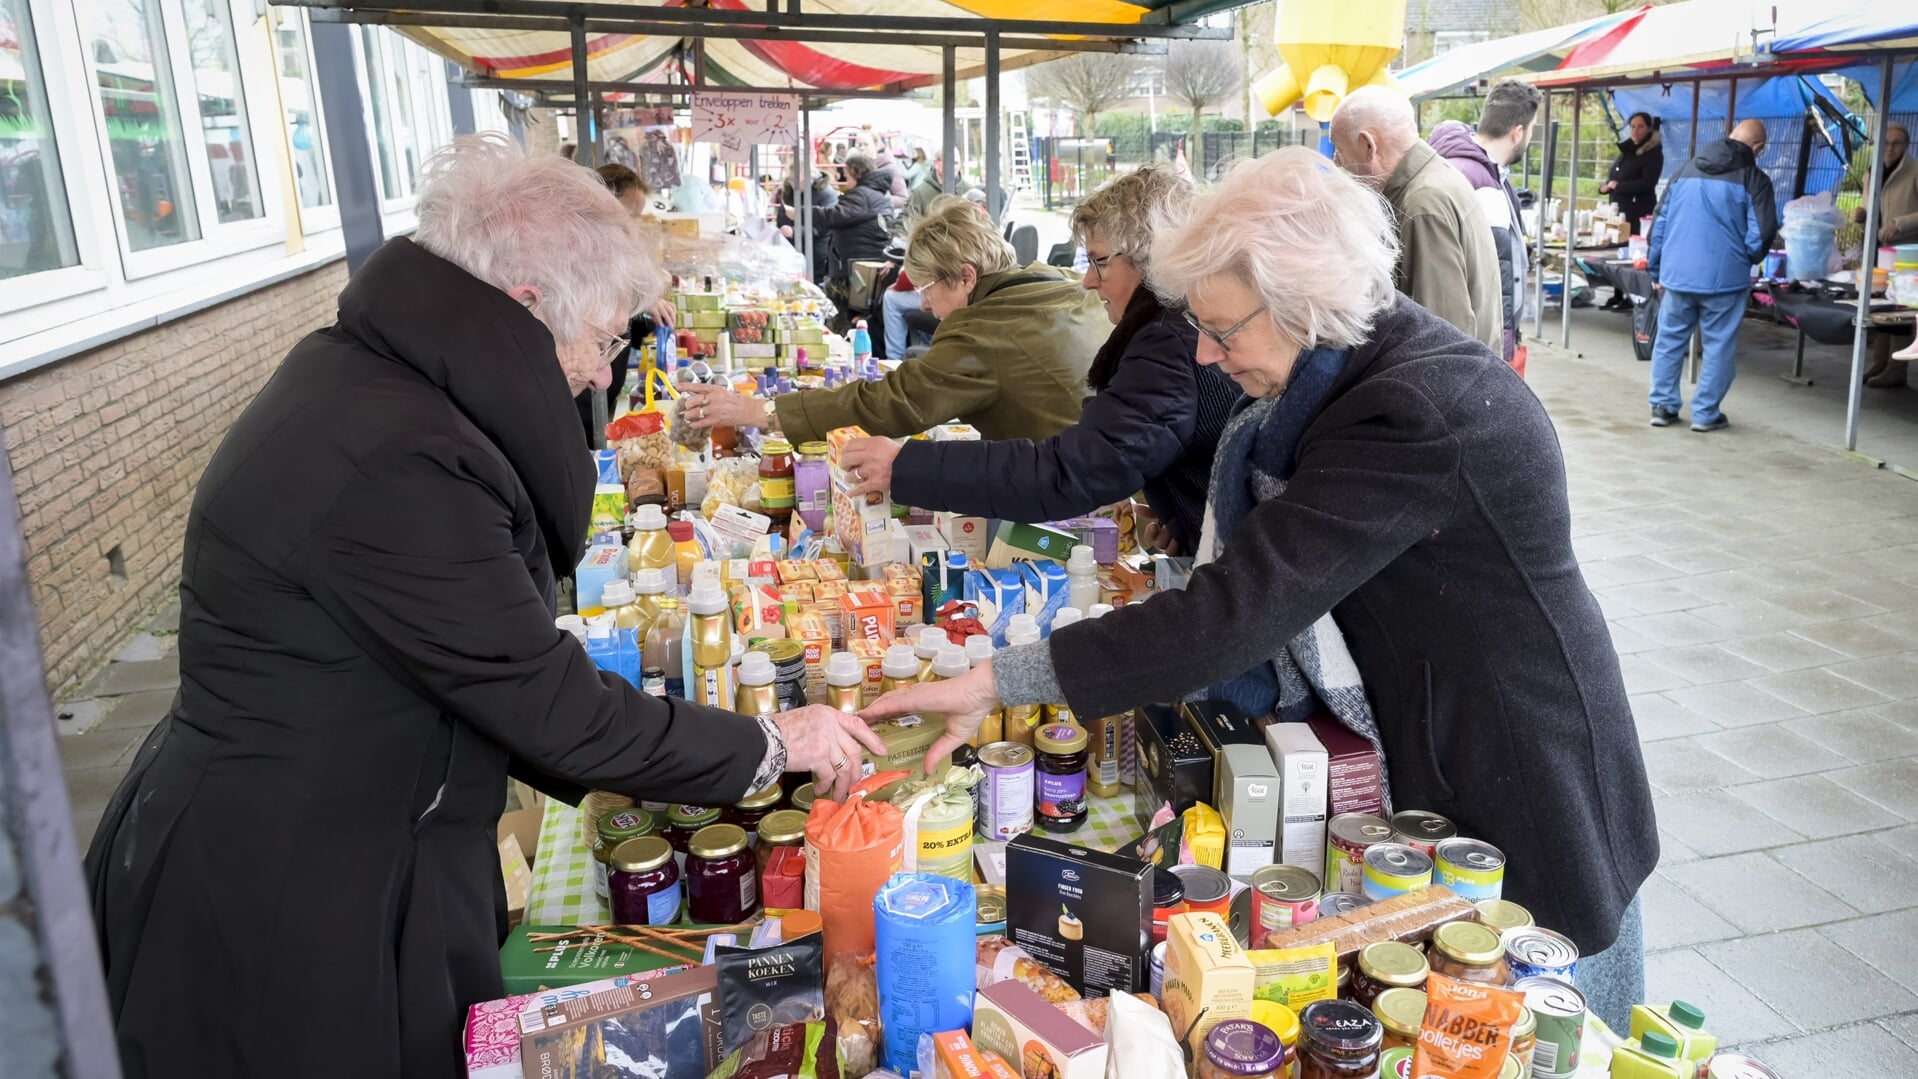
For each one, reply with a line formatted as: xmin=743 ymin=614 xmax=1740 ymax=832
xmin=1755 ymin=285 xmax=1917 ymax=386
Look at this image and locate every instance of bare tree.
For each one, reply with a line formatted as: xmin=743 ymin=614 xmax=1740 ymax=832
xmin=1163 ymin=39 xmax=1242 ymax=137
xmin=1025 ymin=52 xmax=1143 ymax=138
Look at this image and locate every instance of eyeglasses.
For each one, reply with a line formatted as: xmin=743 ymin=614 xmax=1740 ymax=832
xmin=587 ymin=320 xmax=631 ymax=365
xmin=1183 ymin=307 xmax=1265 ymax=354
xmin=1085 ymin=251 xmax=1120 ymax=279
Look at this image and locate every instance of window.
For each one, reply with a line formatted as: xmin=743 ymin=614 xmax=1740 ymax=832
xmin=1432 ymin=30 xmax=1492 ymax=56
xmin=0 ymin=0 xmax=80 ymax=280
xmin=360 ymin=26 xmax=403 ymax=199
xmin=274 ymin=11 xmax=330 ymax=208
xmin=88 ymin=0 xmax=202 ymax=251
xmin=181 ymin=0 xmax=261 ymax=222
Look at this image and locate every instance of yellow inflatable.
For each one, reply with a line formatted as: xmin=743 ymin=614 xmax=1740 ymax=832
xmin=1253 ymin=0 xmax=1407 ymax=122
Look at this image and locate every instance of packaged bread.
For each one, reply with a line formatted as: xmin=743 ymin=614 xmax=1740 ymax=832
xmin=1258 ymin=885 xmax=1478 ymax=964
xmin=824 ymin=951 xmax=880 ymax=1078
xmin=976 ymin=936 xmax=1080 ymax=1004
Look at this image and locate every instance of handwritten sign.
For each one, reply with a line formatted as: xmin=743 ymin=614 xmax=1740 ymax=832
xmin=691 ymin=92 xmax=799 ymax=161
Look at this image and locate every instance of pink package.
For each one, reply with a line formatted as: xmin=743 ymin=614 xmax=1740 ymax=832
xmin=463 ymin=967 xmax=691 ymax=1078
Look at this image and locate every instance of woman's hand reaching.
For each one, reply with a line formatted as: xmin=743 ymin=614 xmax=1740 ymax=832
xmin=860 ymin=663 xmax=1003 ymax=773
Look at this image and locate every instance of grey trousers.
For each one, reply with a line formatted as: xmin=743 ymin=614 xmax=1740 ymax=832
xmin=1571 ymin=892 xmax=1645 ymax=1034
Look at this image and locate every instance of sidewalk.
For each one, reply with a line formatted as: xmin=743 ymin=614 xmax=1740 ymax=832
xmin=51 ymin=308 xmax=1918 ymax=1072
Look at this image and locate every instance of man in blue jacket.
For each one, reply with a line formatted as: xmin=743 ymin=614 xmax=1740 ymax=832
xmin=1647 ymin=119 xmax=1777 ymax=432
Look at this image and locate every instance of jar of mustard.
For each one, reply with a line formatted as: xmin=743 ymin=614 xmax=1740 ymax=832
xmin=1429 ymin=921 xmax=1510 ymax=986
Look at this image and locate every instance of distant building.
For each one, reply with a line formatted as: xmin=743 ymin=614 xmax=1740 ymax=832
xmin=1399 ymin=0 xmax=1522 ymax=67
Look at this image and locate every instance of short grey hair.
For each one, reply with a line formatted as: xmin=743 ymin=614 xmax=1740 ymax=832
xmin=413 ymin=133 xmax=662 ymax=345
xmin=1149 ymin=147 xmax=1398 ymax=350
xmin=905 ymin=195 xmax=1016 ymax=285
xmin=845 ymin=151 xmax=874 ymax=179
xmin=1070 ymin=164 xmax=1194 ymax=271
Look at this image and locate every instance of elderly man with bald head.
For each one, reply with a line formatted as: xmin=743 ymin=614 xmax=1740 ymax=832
xmin=1645 ymin=118 xmax=1778 ymax=431
xmin=1330 ymin=85 xmax=1505 ymax=355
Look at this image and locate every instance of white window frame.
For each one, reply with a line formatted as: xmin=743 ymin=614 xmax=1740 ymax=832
xmin=271 ymin=6 xmax=339 ymax=234
xmin=356 ymin=26 xmax=422 ymax=212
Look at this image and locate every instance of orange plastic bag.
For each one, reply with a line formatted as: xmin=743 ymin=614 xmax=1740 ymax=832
xmin=804 ymin=788 xmax=905 ymax=960
xmin=1510 ymin=343 xmax=1528 ymax=379
xmin=1412 ymin=973 xmax=1525 ymax=1079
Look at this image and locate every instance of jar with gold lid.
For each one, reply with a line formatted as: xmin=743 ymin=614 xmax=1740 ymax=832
xmin=1429 ymin=921 xmax=1510 ymax=986
xmin=755 ymin=808 xmax=809 ymax=910
xmin=1350 ymin=941 xmax=1428 ymax=1009
xmin=725 ymin=783 xmax=784 ymax=840
xmin=1371 ymin=987 xmax=1427 ymax=1051
xmin=1475 ymin=899 xmax=1534 ymax=936
xmin=687 ymin=823 xmax=759 ymax=923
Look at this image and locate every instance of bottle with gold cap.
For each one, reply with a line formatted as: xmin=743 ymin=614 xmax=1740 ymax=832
xmin=823 ymin=651 xmax=863 ymax=713
xmin=735 ymin=651 xmax=779 ymax=718
xmin=964 ymin=634 xmax=1003 ymax=746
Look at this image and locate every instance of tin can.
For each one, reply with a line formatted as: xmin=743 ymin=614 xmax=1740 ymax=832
xmin=1515 ymin=975 xmax=1586 ymax=1079
xmin=1506 ymin=926 xmax=1580 ymax=982
xmin=976 ymin=885 xmax=1007 ymax=935
xmin=910 ymin=787 xmax=976 ymax=881
xmin=1706 ymin=1055 xmax=1782 ymax=1079
xmin=1325 ymin=813 xmax=1394 ymax=894
xmin=1476 ymin=898 xmax=1534 ymax=935
xmin=1150 ymin=940 xmax=1167 ymax=998
xmin=1434 ymin=837 xmax=1507 ymax=901
xmin=1389 ymin=810 xmax=1457 ymax=857
xmin=1318 ymin=891 xmax=1371 ymax=918
xmin=1381 ymin=1046 xmax=1414 ymax=1079
xmin=976 ymin=742 xmax=1035 ymax=841
xmin=1251 ymin=864 xmax=1321 ymax=933
xmin=1361 ymin=843 xmax=1434 ymax=902
xmin=1171 ymin=864 xmax=1233 ymax=918
xmin=762 ymin=638 xmax=809 ymax=710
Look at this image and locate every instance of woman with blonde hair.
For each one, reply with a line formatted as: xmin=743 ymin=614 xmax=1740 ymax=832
xmin=864 ymin=148 xmax=1656 ymax=1031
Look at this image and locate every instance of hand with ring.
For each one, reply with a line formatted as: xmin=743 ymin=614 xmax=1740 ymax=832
xmin=836 ymin=437 xmax=903 ymax=497
xmin=772 ymin=704 xmax=887 ymax=802
xmin=678 ymin=382 xmax=773 ymax=431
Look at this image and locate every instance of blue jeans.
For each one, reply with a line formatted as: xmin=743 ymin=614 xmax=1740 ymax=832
xmin=882 ymin=286 xmax=928 ymax=359
xmin=1649 ymin=288 xmax=1746 ymax=425
xmin=1573 ymin=892 xmax=1644 ymax=1035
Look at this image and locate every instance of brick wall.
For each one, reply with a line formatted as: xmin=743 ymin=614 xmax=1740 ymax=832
xmin=1 ymin=261 xmax=349 ymax=695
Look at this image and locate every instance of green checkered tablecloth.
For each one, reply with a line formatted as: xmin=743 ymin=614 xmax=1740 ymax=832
xmin=523 ymin=790 xmax=1155 ymax=925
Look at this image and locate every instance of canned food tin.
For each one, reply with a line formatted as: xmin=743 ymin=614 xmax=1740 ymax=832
xmin=1475 ymin=898 xmax=1534 ymax=935
xmin=1325 ymin=813 xmax=1394 ymax=894
xmin=1389 ymin=810 xmax=1457 ymax=857
xmin=976 ymin=885 xmax=1007 ymax=935
xmin=976 ymin=742 xmax=1035 ymax=841
xmin=1171 ymin=864 xmax=1233 ymax=917
xmin=1228 ymin=887 xmax=1253 ymax=947
xmin=762 ymin=638 xmax=809 ymax=710
xmin=1705 ymin=1055 xmax=1782 ymax=1079
xmin=1251 ymin=864 xmax=1322 ymax=933
xmin=1361 ymin=843 xmax=1434 ymax=901
xmin=1434 ymin=837 xmax=1507 ymax=901
xmin=911 ymin=789 xmax=976 ymax=881
xmin=1505 ymin=926 xmax=1580 ymax=982
xmin=1515 ymin=976 xmax=1586 ymax=1079
xmin=1318 ymin=891 xmax=1371 ymax=918
xmin=1150 ymin=940 xmax=1167 ymax=999
xmin=1381 ymin=1045 xmax=1414 ymax=1079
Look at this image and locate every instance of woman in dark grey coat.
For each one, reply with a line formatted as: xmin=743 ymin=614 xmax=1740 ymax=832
xmin=84 ymin=135 xmax=881 ymax=1079
xmin=864 ymin=149 xmax=1657 ymax=1031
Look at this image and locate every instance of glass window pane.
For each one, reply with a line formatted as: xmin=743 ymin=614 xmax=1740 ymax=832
xmin=360 ymin=26 xmax=399 ymax=199
xmin=0 ymin=0 xmax=81 ymax=279
xmin=385 ymin=35 xmax=419 ymax=192
xmin=89 ymin=0 xmax=200 ymax=251
xmin=182 ymin=0 xmax=261 ymax=222
xmin=274 ymin=13 xmax=329 ymax=207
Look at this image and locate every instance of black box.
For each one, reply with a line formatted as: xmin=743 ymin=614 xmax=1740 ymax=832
xmin=1179 ymin=699 xmax=1265 ymax=758
xmin=1134 ymin=703 xmax=1215 ymax=832
xmin=1005 ymin=833 xmax=1153 ymax=997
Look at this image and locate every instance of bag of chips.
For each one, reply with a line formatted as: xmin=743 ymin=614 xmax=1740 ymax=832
xmin=1412 ymin=973 xmax=1525 ymax=1079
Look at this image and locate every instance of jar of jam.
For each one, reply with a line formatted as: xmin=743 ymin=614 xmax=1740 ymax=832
xmin=592 ymin=807 xmax=657 ymax=902
xmin=1350 ymin=941 xmax=1429 ymax=1009
xmin=1033 ymin=722 xmax=1089 ymax=832
xmin=1151 ymin=867 xmax=1187 ymax=945
xmin=1475 ymin=898 xmax=1534 ymax=936
xmin=609 ymin=836 xmax=682 ymax=926
xmin=686 ymin=823 xmax=759 ymax=924
xmin=1199 ymin=1019 xmax=1287 ymax=1079
xmin=662 ymin=805 xmax=722 ymax=872
xmin=794 ymin=441 xmax=831 ymax=530
xmin=758 ymin=437 xmax=796 ymax=526
xmin=1371 ymin=987 xmax=1427 ymax=1051
xmin=726 ymin=784 xmax=784 ymax=841
xmin=1297 ymin=1000 xmax=1382 ymax=1079
xmin=1429 ymin=921 xmax=1511 ymax=986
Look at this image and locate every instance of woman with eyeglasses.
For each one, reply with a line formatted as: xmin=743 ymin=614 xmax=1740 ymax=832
xmin=862 ymin=149 xmax=1657 ymax=1034
xmin=831 ymin=165 xmax=1239 ymax=556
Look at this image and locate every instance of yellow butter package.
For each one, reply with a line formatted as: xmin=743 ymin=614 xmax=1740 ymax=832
xmin=1182 ymin=803 xmax=1226 ymax=871
xmin=1249 ymin=941 xmax=1337 ymax=1011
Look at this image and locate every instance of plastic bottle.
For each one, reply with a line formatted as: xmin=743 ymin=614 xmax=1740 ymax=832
xmin=643 ymin=596 xmax=685 ymax=698
xmin=1000 ymin=615 xmax=1042 ymax=747
xmin=912 ymin=624 xmax=948 ymax=681
xmin=631 ymin=568 xmax=669 ymax=638
xmin=851 ymin=320 xmax=872 ymax=373
xmin=629 ymin=504 xmax=675 ymax=576
xmin=1066 ymin=544 xmax=1101 ymax=615
xmin=879 ymin=644 xmax=921 ymax=698
xmin=668 ymin=521 xmax=700 ymax=596
xmin=684 ymin=582 xmax=734 ymax=709
xmin=1087 ymin=603 xmax=1114 ymax=619
xmin=964 ymin=633 xmax=1004 ymax=746
xmin=931 ymin=644 xmax=970 ymax=682
xmin=735 ymin=651 xmax=780 ymax=718
xmin=824 ymin=651 xmax=864 ymax=713
xmin=584 ymin=614 xmax=620 ymax=676
xmin=555 ymin=615 xmax=588 ymax=645
xmin=1077 ymin=605 xmax=1122 ymax=797
xmin=600 ymin=580 xmax=645 ymax=686
xmin=1042 ymin=608 xmax=1083 ymax=725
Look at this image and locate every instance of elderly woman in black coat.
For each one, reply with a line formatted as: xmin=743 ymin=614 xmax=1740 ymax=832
xmin=86 ymin=134 xmax=882 ymax=1079
xmin=865 ymin=148 xmax=1657 ymax=1032
xmin=834 ymin=164 xmax=1239 ymax=554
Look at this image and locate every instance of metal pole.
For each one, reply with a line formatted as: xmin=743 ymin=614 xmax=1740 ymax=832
xmin=1725 ymin=75 xmax=1738 ymax=136
xmin=570 ymin=17 xmax=597 ymax=167
xmin=1687 ymin=82 xmax=1701 ymax=384
xmin=800 ymin=106 xmax=814 ymax=283
xmin=985 ymin=30 xmax=1003 ymax=224
xmin=1532 ymin=93 xmax=1552 ymax=340
xmin=943 ymin=45 xmax=958 ymax=194
xmin=1561 ymin=89 xmax=1580 ymax=350
xmin=1846 ymin=56 xmax=1894 ymax=452
xmin=312 ymin=21 xmax=383 ymax=272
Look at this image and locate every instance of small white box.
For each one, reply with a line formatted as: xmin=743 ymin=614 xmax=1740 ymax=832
xmin=901 ymin=523 xmax=948 ymax=563
xmin=1265 ymin=723 xmax=1330 ymax=875
xmin=929 ymin=424 xmax=981 ymax=441
xmin=935 ymin=511 xmax=988 ymax=561
xmin=1218 ymin=744 xmax=1279 ymax=881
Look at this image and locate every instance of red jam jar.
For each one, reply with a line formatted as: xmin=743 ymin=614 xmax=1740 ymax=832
xmin=662 ymin=804 xmax=722 ymax=871
xmin=609 ymin=836 xmax=682 ymax=926
xmin=725 ymin=784 xmax=784 ymax=841
xmin=686 ymin=823 xmax=760 ymax=924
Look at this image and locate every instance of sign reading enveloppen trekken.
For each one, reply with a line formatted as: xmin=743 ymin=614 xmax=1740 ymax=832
xmin=691 ymin=92 xmax=798 ymax=160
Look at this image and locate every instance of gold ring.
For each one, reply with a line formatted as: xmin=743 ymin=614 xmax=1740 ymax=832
xmin=831 ymin=756 xmax=847 ymax=770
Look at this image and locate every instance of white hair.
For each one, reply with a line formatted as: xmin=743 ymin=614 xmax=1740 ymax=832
xmin=1331 ymin=86 xmax=1418 ymax=146
xmin=1148 ymin=147 xmax=1398 ymax=350
xmin=413 ymin=132 xmax=662 ymax=345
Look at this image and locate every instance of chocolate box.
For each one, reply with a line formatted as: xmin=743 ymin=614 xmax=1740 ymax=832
xmin=971 ymin=981 xmax=1110 ymax=1079
xmin=1004 ymin=833 xmax=1152 ymax=997
xmin=1179 ymin=699 xmax=1265 ymax=763
xmin=1134 ymin=703 xmax=1215 ymax=833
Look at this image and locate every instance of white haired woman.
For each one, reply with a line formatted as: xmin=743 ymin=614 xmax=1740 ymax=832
xmin=85 ymin=134 xmax=883 ymax=1079
xmin=863 ymin=148 xmax=1657 ymax=1031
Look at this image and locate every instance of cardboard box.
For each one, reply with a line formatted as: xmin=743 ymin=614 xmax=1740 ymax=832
xmin=971 ymin=981 xmax=1111 ymax=1079
xmin=1005 ymin=832 xmax=1152 ymax=996
xmin=901 ymin=523 xmax=949 ymax=563
xmin=498 ymin=833 xmax=533 ymax=928
xmin=862 ymin=714 xmax=952 ymax=777
xmin=964 ymin=568 xmax=1025 ymax=646
xmin=1134 ymin=704 xmax=1215 ymax=833
xmin=498 ymin=925 xmax=703 ymax=995
xmin=986 ymin=520 xmax=1076 ymax=569
xmin=828 ymin=426 xmax=893 ymax=567
xmin=1305 ymin=715 xmax=1385 ymax=818
xmin=886 ymin=576 xmax=923 ymax=625
xmin=922 ymin=551 xmax=969 ymax=621
xmin=1099 ymin=563 xmax=1156 ymax=608
xmin=936 ymin=511 xmax=989 ymax=561
xmin=847 ymin=638 xmax=892 ymax=705
xmin=930 ymin=1030 xmax=1021 ymax=1079
xmin=1217 ymin=744 xmax=1279 ymax=881
xmin=464 ymin=972 xmax=663 ymax=1079
xmin=1162 ymin=911 xmax=1255 ymax=1061
xmin=1181 ymin=700 xmax=1265 ymax=761
xmin=928 ymin=424 xmax=981 ymax=441
xmin=516 ymin=964 xmax=720 ymax=1078
xmin=1265 ymin=723 xmax=1330 ymax=874
xmin=1050 ymin=517 xmax=1121 ymax=565
xmin=1153 ymin=554 xmax=1194 ymax=591
xmin=1018 ymin=560 xmax=1070 ymax=636
xmin=840 ymin=588 xmax=896 ymax=647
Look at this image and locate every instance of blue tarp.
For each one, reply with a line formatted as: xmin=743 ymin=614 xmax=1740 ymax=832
xmin=1833 ymin=60 xmax=1918 ymax=113
xmin=1609 ymin=76 xmax=1854 ymax=196
xmin=1769 ymin=8 xmax=1918 ymax=54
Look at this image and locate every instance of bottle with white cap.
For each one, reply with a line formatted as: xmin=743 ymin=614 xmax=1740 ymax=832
xmin=1000 ymin=616 xmax=1042 ymax=747
xmin=631 ymin=568 xmax=670 ymax=637
xmin=584 ymin=613 xmax=620 ymax=675
xmin=824 ymin=651 xmax=864 ymax=713
xmin=1066 ymin=543 xmax=1101 ymax=615
xmin=961 ymin=633 xmax=1005 ymax=746
xmin=878 ymin=643 xmax=922 ymax=697
xmin=684 ymin=581 xmax=734 ymax=708
xmin=912 ymin=624 xmax=950 ymax=681
xmin=1087 ymin=603 xmax=1115 ymax=619
xmin=735 ymin=651 xmax=780 ymax=718
xmin=555 ymin=615 xmax=588 ymax=645
xmin=1082 ymin=603 xmax=1128 ymax=793
xmin=629 ymin=503 xmax=674 ymax=575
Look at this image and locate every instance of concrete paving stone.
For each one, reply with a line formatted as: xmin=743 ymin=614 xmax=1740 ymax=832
xmin=1747 ymin=668 xmax=1891 ymax=714
xmin=52 ymin=698 xmax=107 ymax=736
xmin=1693 ymin=724 xmax=1852 ymax=779
xmin=1664 ymin=850 xmax=1857 ymax=934
xmin=1773 ymin=834 xmax=1918 ymax=915
xmin=1837 ymin=580 xmax=1918 ymax=614
xmin=1615 ymin=611 xmax=1737 ymax=648
xmin=1640 ymin=869 xmax=1753 ymax=950
xmin=1791 ymin=619 xmax=1918 ymax=659
xmin=1602 ymin=581 xmax=1712 ymax=616
xmin=1644 ymin=948 xmax=1796 ymax=1044
xmin=1619 ymin=654 xmax=1696 ymax=695
xmin=1641 ymin=646 xmax=1777 ymax=688
xmin=1763 ymin=587 xmax=1891 ymax=624
xmin=148 ymin=600 xmax=181 ymax=633
xmin=1656 ymin=789 xmax=1806 ymax=857
xmin=1782 ymin=526 xmax=1892 ymax=558
xmin=1824 ymin=909 xmax=1918 ymax=990
xmin=1702 ymin=927 xmax=1918 ymax=1030
xmin=1639 ymin=521 xmax=1726 ymax=551
xmin=1783 ymin=709 xmax=1918 ymax=762
xmin=80 ymin=656 xmax=180 ymax=698
xmin=1721 ymin=632 xmax=1854 ymax=674
xmin=1680 ymin=568 xmax=1785 ymax=604
xmin=1744 ymin=1021 xmax=1918 ymax=1079
xmin=1594 ymin=594 xmax=1641 ymax=623
xmin=1882 ymin=1012 xmax=1918 ymax=1052
xmin=1662 ymin=680 xmax=1808 ymax=728
xmin=1824 ymin=653 xmax=1918 ymax=702
xmin=53 ymin=728 xmax=145 ymax=772
xmin=1864 ymin=698 xmax=1918 ymax=729
xmin=1631 ymin=694 xmax=1723 ymax=743
xmin=1740 ymin=560 xmax=1863 ymax=593
xmin=1864 ymin=604 xmax=1918 ymax=638
xmin=1574 ymin=529 xmax=1670 ymax=562
xmin=1731 ymin=773 xmax=1908 ymax=838
xmin=1658 ymin=827 xmax=1702 ymax=866
xmin=113 ymin=633 xmax=167 ymax=663
xmin=62 ymin=767 xmax=126 ymax=835
xmin=1571 ymin=507 xmax=1649 ymax=536
xmin=1644 ymin=739 xmax=1765 ymax=791
xmin=94 ymin=688 xmax=173 ymax=732
xmin=1831 ymin=758 xmax=1918 ymax=820
xmin=1605 ymin=623 xmax=1664 ymax=655
xmin=1644 ymin=545 xmax=1753 ymax=577
xmin=1686 ymin=599 xmax=1813 ymax=638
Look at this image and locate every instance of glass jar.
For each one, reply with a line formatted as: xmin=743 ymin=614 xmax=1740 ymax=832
xmin=1371 ymin=987 xmax=1427 ymax=1051
xmin=686 ymin=823 xmax=760 ymax=924
xmin=1350 ymin=941 xmax=1428 ymax=1009
xmin=758 ymin=437 xmax=796 ymax=526
xmin=790 ymin=782 xmax=818 ymax=817
xmin=1475 ymin=899 xmax=1534 ymax=936
xmin=1297 ymin=1000 xmax=1382 ymax=1079
xmin=662 ymin=805 xmax=722 ymax=872
xmin=1429 ymin=921 xmax=1511 ymax=986
xmin=1151 ymin=867 xmax=1187 ymax=945
xmin=1033 ymin=722 xmax=1089 ymax=832
xmin=1199 ymin=1019 xmax=1287 ymax=1079
xmin=755 ymin=809 xmax=809 ymax=910
xmin=609 ymin=836 xmax=682 ymax=926
xmin=1249 ymin=1002 xmax=1300 ymax=1078
xmin=592 ymin=807 xmax=657 ymax=902
xmin=1510 ymin=1005 xmax=1536 ymax=1071
xmin=725 ymin=784 xmax=784 ymax=841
